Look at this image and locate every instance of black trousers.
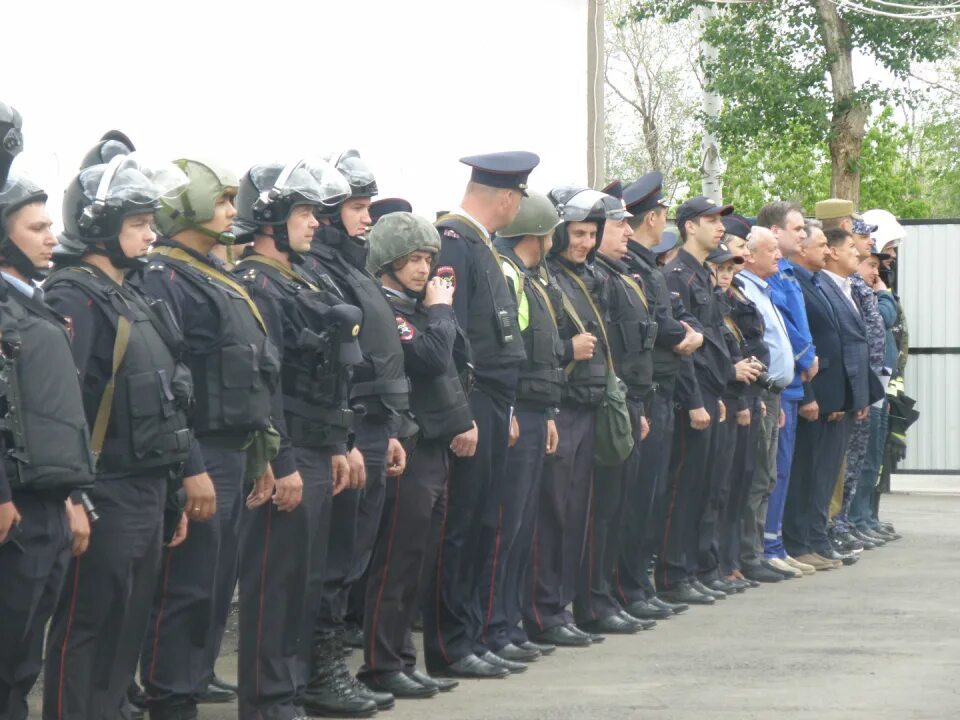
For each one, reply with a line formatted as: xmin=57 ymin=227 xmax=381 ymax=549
xmin=697 ymin=403 xmax=738 ymax=583
xmin=141 ymin=444 xmax=244 ymax=709
xmin=575 ymin=399 xmax=644 ymax=623
xmin=0 ymin=493 xmax=71 ymax=720
xmin=783 ymin=414 xmax=850 ymax=557
xmin=718 ymin=397 xmax=761 ymax=576
xmin=656 ymin=392 xmax=719 ymax=589
xmin=359 ymin=439 xmax=448 ymax=679
xmin=522 ymin=406 xmax=595 ymax=636
xmin=478 ymin=409 xmax=547 ymax=652
xmin=44 ymin=477 xmax=165 ymax=720
xmin=317 ymin=418 xmax=389 ymax=634
xmin=616 ymin=386 xmax=674 ymax=604
xmin=237 ymin=447 xmax=332 ymax=720
xmin=423 ymin=388 xmax=510 ymax=667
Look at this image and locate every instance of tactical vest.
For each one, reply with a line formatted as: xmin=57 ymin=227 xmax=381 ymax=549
xmin=387 ymin=295 xmax=474 ymax=442
xmin=500 ymin=255 xmax=564 ymax=410
xmin=625 ymin=247 xmax=681 ymax=382
xmin=301 ymin=243 xmax=409 ymax=416
xmin=45 ymin=266 xmax=193 ymax=474
xmin=435 ymin=215 xmax=526 ymax=373
xmin=549 ymin=260 xmax=608 ymax=408
xmin=146 ymin=248 xmax=279 ymax=440
xmin=235 ymin=256 xmax=355 ymax=449
xmin=0 ymin=282 xmax=95 ymax=492
xmin=595 ymin=254 xmax=657 ymax=395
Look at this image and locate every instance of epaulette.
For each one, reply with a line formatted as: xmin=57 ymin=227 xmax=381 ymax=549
xmin=441 ymin=227 xmax=462 ymax=239
xmin=238 ymin=266 xmax=260 ymax=283
xmin=145 ymin=260 xmax=168 ymax=273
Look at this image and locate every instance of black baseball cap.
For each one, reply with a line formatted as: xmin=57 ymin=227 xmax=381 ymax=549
xmin=676 ymin=195 xmax=733 ymax=226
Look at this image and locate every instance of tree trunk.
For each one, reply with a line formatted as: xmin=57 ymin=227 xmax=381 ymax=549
xmin=815 ymin=0 xmax=867 ymax=205
xmin=587 ymin=0 xmax=606 ymax=188
xmin=698 ymin=3 xmax=723 ymax=203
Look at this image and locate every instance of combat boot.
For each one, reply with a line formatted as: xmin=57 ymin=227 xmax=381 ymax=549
xmin=302 ymin=631 xmax=378 ymax=718
xmin=331 ymin=632 xmax=395 ymax=711
xmin=147 ymin=702 xmax=198 ymax=720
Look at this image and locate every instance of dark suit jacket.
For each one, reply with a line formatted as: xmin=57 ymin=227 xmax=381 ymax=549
xmin=796 ymin=266 xmax=869 ymax=415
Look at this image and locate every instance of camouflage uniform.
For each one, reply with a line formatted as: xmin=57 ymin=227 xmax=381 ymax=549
xmin=833 ymin=274 xmax=884 ymax=533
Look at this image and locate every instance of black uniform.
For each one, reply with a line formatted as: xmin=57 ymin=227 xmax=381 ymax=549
xmin=300 ymin=227 xmax=409 ymax=640
xmin=717 ymin=278 xmax=767 ymax=578
xmin=614 ymin=241 xmax=695 ymax=605
xmin=136 ymin=240 xmax=279 ymax=717
xmin=0 ymin=276 xmax=95 ymax=720
xmin=658 ymin=248 xmax=735 ymax=589
xmin=480 ymin=245 xmax=564 ymax=652
xmin=359 ymin=289 xmax=473 ymax=681
xmin=422 ymin=214 xmax=525 ymax=669
xmin=235 ymin=253 xmax=357 ymax=720
xmin=42 ymin=263 xmax=196 ymax=720
xmin=574 ymin=252 xmax=655 ymax=624
xmin=523 ymin=256 xmax=606 ymax=636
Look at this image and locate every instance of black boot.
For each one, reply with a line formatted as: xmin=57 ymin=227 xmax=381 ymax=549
xmin=302 ymin=631 xmax=378 ymax=718
xmin=147 ymin=703 xmax=198 ymax=720
xmin=333 ymin=633 xmax=395 ymax=710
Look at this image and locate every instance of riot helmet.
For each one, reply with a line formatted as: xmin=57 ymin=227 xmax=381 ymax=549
xmin=0 ymin=102 xmax=24 ymax=190
xmin=0 ymin=175 xmax=50 ymax=280
xmin=59 ymin=153 xmax=188 ymax=269
xmin=328 ymin=148 xmax=378 ymax=199
xmin=546 ymin=186 xmax=619 ymax=261
xmin=155 ymin=159 xmax=240 ymax=245
xmin=79 ymin=130 xmax=136 ymax=170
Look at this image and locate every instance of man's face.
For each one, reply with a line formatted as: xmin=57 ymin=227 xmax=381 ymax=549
xmin=852 ymin=232 xmax=872 ymax=260
xmin=858 ymin=255 xmax=880 ymax=286
xmin=118 ymin=213 xmax=157 ymax=260
xmin=648 ymin=207 xmax=667 ymax=236
xmin=714 ymin=259 xmax=737 ymax=290
xmin=599 ymin=218 xmax=631 ymax=260
xmin=775 ymin=209 xmax=807 ymax=256
xmin=749 ymin=231 xmax=782 ymax=279
xmin=688 ymin=214 xmax=724 ymax=252
xmin=562 ymin=221 xmax=597 ymax=264
xmin=5 ymin=201 xmax=57 ymax=270
xmin=339 ymin=197 xmax=372 ymax=237
xmin=801 ymin=228 xmax=829 ymax=270
xmin=202 ymin=190 xmax=237 ymax=237
xmin=828 ymin=236 xmax=860 ymax=276
xmin=286 ymin=204 xmax=320 ymax=253
xmin=393 ymin=250 xmax=433 ymax=293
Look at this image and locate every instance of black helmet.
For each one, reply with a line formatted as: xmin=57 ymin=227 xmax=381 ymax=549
xmin=234 ymin=158 xmax=349 ymax=249
xmin=0 ymin=175 xmax=48 ymax=280
xmin=79 ymin=130 xmax=136 ymax=170
xmin=59 ymin=154 xmax=188 ymax=269
xmin=546 ymin=186 xmax=620 ymax=260
xmin=328 ymin=149 xmax=378 ymax=199
xmin=0 ymin=101 xmax=24 ymax=190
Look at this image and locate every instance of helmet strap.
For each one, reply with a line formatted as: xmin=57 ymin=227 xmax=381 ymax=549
xmin=0 ymin=239 xmax=47 ymax=281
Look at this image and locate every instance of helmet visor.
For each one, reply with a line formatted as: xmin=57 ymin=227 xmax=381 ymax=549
xmin=80 ymin=154 xmax=189 ymax=211
xmin=300 ymin=157 xmax=351 ymax=207
xmin=554 ymin=188 xmax=610 ymax=222
xmin=329 ymin=149 xmax=375 ymax=189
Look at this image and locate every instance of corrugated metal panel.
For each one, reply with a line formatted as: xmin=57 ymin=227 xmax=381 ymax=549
xmin=898 ymin=223 xmax=960 ymax=348
xmin=902 ymin=354 xmax=960 ymax=472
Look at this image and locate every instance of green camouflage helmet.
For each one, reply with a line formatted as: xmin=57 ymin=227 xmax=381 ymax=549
xmin=156 ymin=158 xmax=239 ymax=244
xmin=366 ymin=211 xmax=441 ymax=276
xmin=497 ymin=190 xmax=561 ymax=238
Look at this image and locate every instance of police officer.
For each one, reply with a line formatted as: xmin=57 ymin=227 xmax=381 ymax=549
xmin=522 ymin=186 xmax=611 ymax=648
xmin=232 ymin=160 xmax=366 ymax=720
xmin=136 ymin=159 xmax=280 ymax=720
xmin=658 ymin=196 xmax=759 ymax=606
xmin=42 ymin=155 xmax=199 ymax=720
xmin=0 ymin=102 xmax=23 ymax=190
xmin=299 ymin=151 xmax=409 ymax=700
xmin=358 ymin=212 xmax=474 ymax=698
xmin=0 ymin=175 xmax=96 ymax=720
xmin=614 ymin=173 xmax=701 ymax=619
xmin=484 ymin=192 xmax=563 ymax=661
xmin=423 ymin=152 xmax=537 ymax=678
xmin=573 ymin=183 xmax=655 ymax=634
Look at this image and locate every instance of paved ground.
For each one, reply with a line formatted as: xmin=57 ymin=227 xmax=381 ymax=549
xmin=30 ymin=493 xmax=960 ymax=719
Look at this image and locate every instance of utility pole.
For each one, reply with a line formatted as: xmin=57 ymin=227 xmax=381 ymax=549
xmin=698 ymin=2 xmax=723 ymax=202
xmin=587 ymin=0 xmax=605 ymax=189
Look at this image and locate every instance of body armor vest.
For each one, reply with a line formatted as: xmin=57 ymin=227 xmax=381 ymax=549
xmin=595 ymin=254 xmax=657 ymax=396
xmin=435 ymin=216 xmax=527 ymax=374
xmin=549 ymin=259 xmax=607 ymax=408
xmin=625 ymin=246 xmax=681 ymax=383
xmin=387 ymin=294 xmax=473 ymax=442
xmin=235 ymin=256 xmax=355 ymax=449
xmin=146 ymin=249 xmax=278 ymax=440
xmin=45 ymin=266 xmax=193 ymax=474
xmin=500 ymin=254 xmax=564 ymax=410
xmin=301 ymin=242 xmax=409 ymax=417
xmin=0 ymin=281 xmax=95 ymax=492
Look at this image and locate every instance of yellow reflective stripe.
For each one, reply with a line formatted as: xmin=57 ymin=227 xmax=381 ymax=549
xmin=500 ymin=260 xmax=529 ymax=331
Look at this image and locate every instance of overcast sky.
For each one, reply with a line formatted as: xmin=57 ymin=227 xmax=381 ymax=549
xmin=4 ymin=0 xmax=589 ymax=227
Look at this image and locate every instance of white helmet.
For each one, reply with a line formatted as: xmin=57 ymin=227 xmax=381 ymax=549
xmin=862 ymin=208 xmax=905 ymax=249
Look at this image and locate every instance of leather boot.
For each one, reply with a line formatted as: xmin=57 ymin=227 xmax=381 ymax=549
xmin=148 ymin=704 xmax=198 ymax=720
xmin=302 ymin=630 xmax=378 ymax=718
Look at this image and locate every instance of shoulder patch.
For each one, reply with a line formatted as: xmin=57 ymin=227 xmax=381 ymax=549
xmin=442 ymin=228 xmax=460 ymax=239
xmin=395 ymin=315 xmax=416 ymax=341
xmin=146 ymin=261 xmax=167 ymax=273
xmin=434 ymin=266 xmax=456 ymax=289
